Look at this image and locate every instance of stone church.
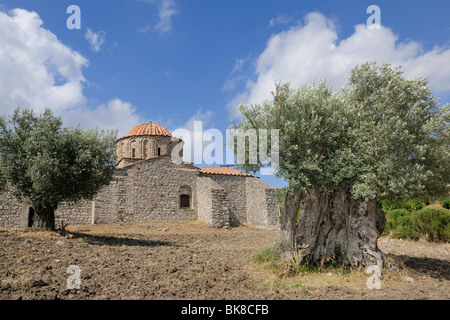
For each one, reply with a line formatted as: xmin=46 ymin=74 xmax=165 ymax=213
xmin=0 ymin=121 xmax=280 ymax=229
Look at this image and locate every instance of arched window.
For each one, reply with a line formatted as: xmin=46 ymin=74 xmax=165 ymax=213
xmin=180 ymin=195 xmax=190 ymax=208
xmin=157 ymin=147 xmax=161 ymax=156
xmin=143 ymin=140 xmax=148 ymax=159
xmin=179 ymin=186 xmax=192 ymax=209
xmin=129 ymin=139 xmax=137 ymax=158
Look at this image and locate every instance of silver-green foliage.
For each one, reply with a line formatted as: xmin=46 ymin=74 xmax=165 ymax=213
xmin=233 ymin=62 xmax=450 ymax=201
xmin=0 ymin=107 xmax=117 ymax=209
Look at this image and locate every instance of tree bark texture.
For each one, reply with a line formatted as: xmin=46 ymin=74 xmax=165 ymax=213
xmin=281 ymin=185 xmax=386 ymax=269
xmin=32 ymin=205 xmax=56 ymax=230
xmin=280 ymin=191 xmax=301 ymax=251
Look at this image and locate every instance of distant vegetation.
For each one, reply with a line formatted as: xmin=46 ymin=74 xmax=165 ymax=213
xmin=382 ymin=198 xmax=450 ymax=242
xmin=443 ymin=199 xmax=450 ymax=210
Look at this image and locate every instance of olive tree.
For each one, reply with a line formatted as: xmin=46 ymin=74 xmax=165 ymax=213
xmin=231 ymin=62 xmax=449 ymax=268
xmin=0 ymin=108 xmax=117 ymax=230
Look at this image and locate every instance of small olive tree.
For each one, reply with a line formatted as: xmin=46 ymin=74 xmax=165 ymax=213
xmin=0 ymin=107 xmax=117 ymax=230
xmin=232 ymin=62 xmax=449 ymax=268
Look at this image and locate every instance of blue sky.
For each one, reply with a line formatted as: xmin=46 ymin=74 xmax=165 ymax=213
xmin=0 ymin=0 xmax=449 ymax=188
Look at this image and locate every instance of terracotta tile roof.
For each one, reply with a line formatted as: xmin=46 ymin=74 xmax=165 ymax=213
xmin=122 ymin=121 xmax=172 ymax=139
xmin=198 ymin=166 xmax=254 ymax=177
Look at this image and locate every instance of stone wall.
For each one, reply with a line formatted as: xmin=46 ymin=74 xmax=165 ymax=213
xmin=245 ymin=178 xmax=266 ymax=226
xmin=210 ymin=189 xmax=230 ymax=228
xmin=245 ymin=178 xmax=280 ymax=228
xmin=0 ymin=188 xmax=28 ymax=229
xmin=55 ymin=200 xmax=92 ymax=227
xmin=93 ymin=170 xmax=125 ymax=224
xmin=207 ymin=175 xmax=247 ymax=227
xmin=202 ymin=174 xmax=280 ymax=228
xmin=0 ymin=185 xmax=95 ymax=229
xmin=54 ymin=156 xmax=199 ymax=225
xmin=116 ymin=156 xmax=198 ymax=222
xmin=54 ymin=168 xmax=124 ymax=226
xmin=264 ymin=188 xmax=280 ymax=227
xmin=0 ymin=156 xmax=278 ymax=229
xmin=196 ymin=176 xmax=230 ymax=228
xmin=196 ymin=177 xmax=216 ymax=225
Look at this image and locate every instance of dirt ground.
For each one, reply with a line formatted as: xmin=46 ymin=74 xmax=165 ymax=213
xmin=0 ymin=220 xmax=448 ymax=300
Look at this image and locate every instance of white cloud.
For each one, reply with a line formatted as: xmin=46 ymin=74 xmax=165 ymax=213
xmin=138 ymin=0 xmax=179 ymax=34
xmin=60 ymin=99 xmax=143 ymax=138
xmin=156 ymin=0 xmax=178 ymax=33
xmin=231 ymin=57 xmax=247 ymax=74
xmin=138 ymin=24 xmax=151 ymax=33
xmin=179 ymin=109 xmax=215 ymax=132
xmin=222 ymin=56 xmax=251 ymax=91
xmin=171 ymin=109 xmax=216 ymax=164
xmin=228 ymin=12 xmax=450 ymax=117
xmin=0 ymin=9 xmax=142 ymax=138
xmin=173 ymin=109 xmax=215 ymax=143
xmin=85 ymin=28 xmax=106 ymax=52
xmin=269 ymin=14 xmax=293 ymax=27
xmin=0 ymin=8 xmax=88 ymax=115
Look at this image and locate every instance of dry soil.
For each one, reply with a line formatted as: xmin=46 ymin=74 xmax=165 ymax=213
xmin=0 ymin=220 xmax=448 ymax=300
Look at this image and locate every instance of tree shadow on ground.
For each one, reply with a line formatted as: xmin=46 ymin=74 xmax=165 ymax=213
xmin=69 ymin=232 xmax=175 ymax=248
xmin=395 ymin=255 xmax=450 ymax=281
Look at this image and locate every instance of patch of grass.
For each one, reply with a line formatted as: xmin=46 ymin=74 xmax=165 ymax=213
xmin=251 ymin=243 xmax=418 ymax=297
xmin=282 ymin=259 xmax=351 ymax=278
xmin=254 ymin=246 xmax=281 ymax=263
xmin=253 ymin=243 xmax=283 ymax=271
xmin=253 ymin=243 xmax=351 ymax=278
xmin=252 ymin=245 xmax=371 ymax=297
xmin=290 ymin=281 xmax=311 ymax=296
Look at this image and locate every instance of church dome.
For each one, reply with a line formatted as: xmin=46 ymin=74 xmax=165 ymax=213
xmin=121 ymin=121 xmax=172 ymax=139
xmin=115 ymin=121 xmax=180 ymax=168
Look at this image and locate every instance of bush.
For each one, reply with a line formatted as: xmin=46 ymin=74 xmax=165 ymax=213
xmin=412 ymin=208 xmax=450 ymax=242
xmin=442 ymin=199 xmax=450 ymax=210
xmin=391 ymin=224 xmax=418 ymax=240
xmin=380 ymin=200 xmax=397 ymax=213
xmin=380 ymin=198 xmax=427 ymax=213
xmin=401 ymin=198 xmax=426 ymax=212
xmin=385 ymin=208 xmax=450 ymax=242
xmin=385 ymin=209 xmax=412 ymax=233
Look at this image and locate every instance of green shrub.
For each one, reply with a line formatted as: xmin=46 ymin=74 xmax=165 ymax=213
xmin=401 ymin=198 xmax=426 ymax=212
xmin=386 ymin=208 xmax=450 ymax=242
xmin=391 ymin=224 xmax=418 ymax=240
xmin=442 ymin=199 xmax=450 ymax=210
xmin=380 ymin=198 xmax=427 ymax=213
xmin=380 ymin=200 xmax=397 ymax=213
xmin=385 ymin=209 xmax=412 ymax=233
xmin=412 ymin=208 xmax=450 ymax=242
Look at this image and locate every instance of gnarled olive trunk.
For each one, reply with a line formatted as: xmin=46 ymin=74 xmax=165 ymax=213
xmin=281 ymin=185 xmax=386 ymax=269
xmin=280 ymin=191 xmax=301 ymax=251
xmin=32 ymin=205 xmax=56 ymax=230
